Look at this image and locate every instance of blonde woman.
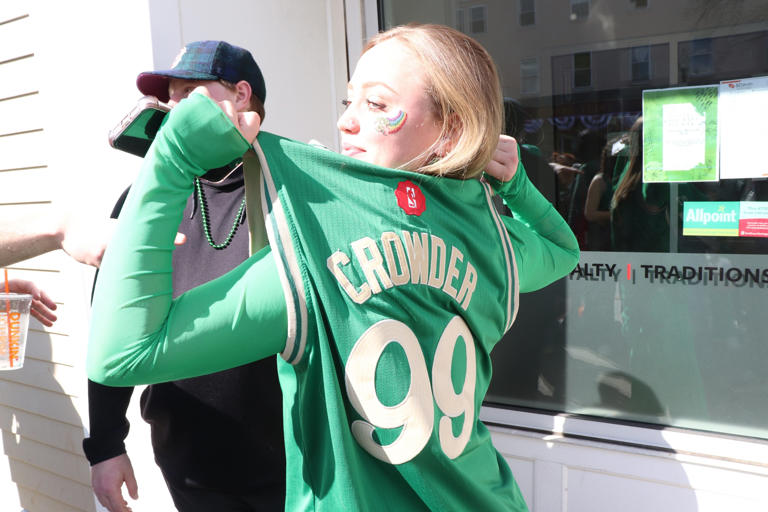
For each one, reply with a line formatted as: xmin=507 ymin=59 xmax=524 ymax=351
xmin=89 ymin=24 xmax=578 ymax=511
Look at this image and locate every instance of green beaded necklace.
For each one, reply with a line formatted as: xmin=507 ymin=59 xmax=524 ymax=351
xmin=194 ymin=175 xmax=247 ymax=250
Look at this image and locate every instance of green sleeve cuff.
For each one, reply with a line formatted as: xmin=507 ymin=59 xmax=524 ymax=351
xmin=483 ymin=170 xmax=526 ymax=204
xmin=151 ymin=92 xmax=252 ymax=174
xmin=482 ymin=153 xmax=551 ymax=227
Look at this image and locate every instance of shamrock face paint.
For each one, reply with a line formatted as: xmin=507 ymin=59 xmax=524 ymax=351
xmin=375 ymin=110 xmax=408 ymax=136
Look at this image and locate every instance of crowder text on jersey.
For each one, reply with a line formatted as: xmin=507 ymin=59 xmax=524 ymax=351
xmin=326 ymin=230 xmax=478 ymax=309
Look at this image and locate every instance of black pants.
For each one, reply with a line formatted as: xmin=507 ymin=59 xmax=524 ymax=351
xmin=164 ymin=476 xmax=284 ymax=512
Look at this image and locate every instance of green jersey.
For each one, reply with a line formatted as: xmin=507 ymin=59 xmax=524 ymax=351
xmin=257 ymin=131 xmax=523 ymax=510
xmin=88 ymin=93 xmax=579 ymax=511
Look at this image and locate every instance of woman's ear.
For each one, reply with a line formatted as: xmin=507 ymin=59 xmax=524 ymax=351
xmin=437 ymin=113 xmax=463 ymax=156
xmin=234 ymin=80 xmax=253 ymax=112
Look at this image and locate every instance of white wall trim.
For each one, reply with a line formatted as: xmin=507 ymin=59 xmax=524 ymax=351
xmin=344 ymin=0 xmax=378 ymax=78
xmin=481 ymin=406 xmax=768 ymax=471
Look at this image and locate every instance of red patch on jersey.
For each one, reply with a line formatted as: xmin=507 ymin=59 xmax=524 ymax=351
xmin=395 ymin=180 xmax=426 ymax=216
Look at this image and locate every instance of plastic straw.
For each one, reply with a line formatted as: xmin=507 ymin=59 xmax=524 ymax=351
xmin=4 ymin=268 xmax=11 ymax=367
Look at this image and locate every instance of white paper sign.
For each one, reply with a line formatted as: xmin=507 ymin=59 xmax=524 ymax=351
xmin=719 ymin=76 xmax=768 ymax=179
xmin=662 ymin=102 xmax=706 ymax=171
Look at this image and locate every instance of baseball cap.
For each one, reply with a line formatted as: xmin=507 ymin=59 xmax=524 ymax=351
xmin=136 ymin=40 xmax=266 ymax=104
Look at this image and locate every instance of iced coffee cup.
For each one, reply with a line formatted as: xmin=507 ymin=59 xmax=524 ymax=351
xmin=0 ymin=293 xmax=32 ymax=370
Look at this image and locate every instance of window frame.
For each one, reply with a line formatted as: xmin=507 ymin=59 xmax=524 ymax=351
xmin=480 ymin=406 xmax=768 ymax=466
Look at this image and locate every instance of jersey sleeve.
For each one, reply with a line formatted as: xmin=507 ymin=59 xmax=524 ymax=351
xmin=87 ymin=93 xmax=287 ymax=387
xmin=485 ymin=160 xmax=580 ymax=293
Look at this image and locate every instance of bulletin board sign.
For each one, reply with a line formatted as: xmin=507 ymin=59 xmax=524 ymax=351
xmin=642 ymin=85 xmax=719 ymax=183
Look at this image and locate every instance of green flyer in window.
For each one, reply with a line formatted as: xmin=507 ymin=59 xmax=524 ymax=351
xmin=642 ymin=85 xmax=719 ymax=183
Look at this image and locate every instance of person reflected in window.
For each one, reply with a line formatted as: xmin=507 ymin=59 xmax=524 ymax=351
xmin=503 ymin=99 xmax=555 ymax=203
xmin=584 ymin=140 xmax=619 ymax=251
xmin=610 ymin=117 xmax=670 ymax=252
xmin=550 ymin=151 xmax=581 ymax=220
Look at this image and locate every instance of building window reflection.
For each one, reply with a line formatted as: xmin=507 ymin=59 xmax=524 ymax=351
xmin=455 ymin=8 xmax=466 ymax=33
xmin=520 ymin=0 xmax=535 ymax=26
xmin=574 ymin=51 xmax=592 ymax=88
xmin=689 ymin=38 xmax=714 ymax=77
xmin=521 ymin=57 xmax=540 ymax=95
xmin=571 ymin=0 xmax=589 ymax=21
xmin=469 ymin=5 xmax=486 ymax=34
xmin=631 ymin=46 xmax=651 ymax=82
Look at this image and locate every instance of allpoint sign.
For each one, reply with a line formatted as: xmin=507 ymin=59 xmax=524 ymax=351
xmin=683 ymin=201 xmax=768 ymax=238
xmin=683 ymin=202 xmax=739 ymax=236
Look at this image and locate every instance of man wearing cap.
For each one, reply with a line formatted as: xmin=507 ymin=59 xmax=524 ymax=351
xmin=83 ymin=41 xmax=285 ymax=512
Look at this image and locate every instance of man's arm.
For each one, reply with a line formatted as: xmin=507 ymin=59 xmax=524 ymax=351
xmin=0 ymin=207 xmax=115 ymax=268
xmin=83 ymin=380 xmax=138 ymax=512
xmin=87 ymin=93 xmax=286 ymax=387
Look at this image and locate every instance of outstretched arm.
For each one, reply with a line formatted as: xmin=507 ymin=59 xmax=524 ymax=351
xmin=0 ymin=211 xmax=116 ymax=268
xmin=88 ymin=92 xmax=286 ymax=387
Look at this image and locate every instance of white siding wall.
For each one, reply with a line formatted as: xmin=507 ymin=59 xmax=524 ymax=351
xmin=0 ymin=1 xmax=349 ymax=511
xmin=483 ymin=408 xmax=768 ymax=512
xmin=147 ymin=0 xmax=349 ymax=149
xmin=0 ymin=2 xmax=158 ymax=510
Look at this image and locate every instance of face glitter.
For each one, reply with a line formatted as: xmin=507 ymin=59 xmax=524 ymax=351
xmin=375 ymin=110 xmax=407 ymax=135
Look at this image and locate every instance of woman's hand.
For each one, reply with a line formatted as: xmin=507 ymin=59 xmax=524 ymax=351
xmin=191 ymin=86 xmax=261 ymax=143
xmin=485 ymin=135 xmax=519 ymax=183
xmin=6 ymin=279 xmax=57 ymax=327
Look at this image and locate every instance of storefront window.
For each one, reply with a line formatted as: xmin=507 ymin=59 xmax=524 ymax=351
xmin=379 ymin=0 xmax=768 ymax=440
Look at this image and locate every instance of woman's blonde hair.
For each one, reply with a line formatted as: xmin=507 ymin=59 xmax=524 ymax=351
xmin=611 ymin=117 xmax=644 ymax=210
xmin=364 ymin=24 xmax=503 ymax=179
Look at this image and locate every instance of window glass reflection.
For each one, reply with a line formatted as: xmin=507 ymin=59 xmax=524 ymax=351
xmin=380 ymin=0 xmax=768 ymax=439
